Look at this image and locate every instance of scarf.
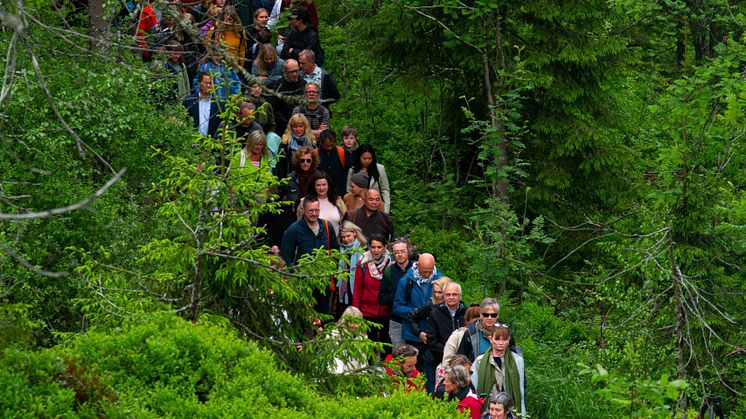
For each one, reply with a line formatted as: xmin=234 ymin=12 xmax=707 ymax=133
xmin=411 ymin=261 xmax=439 ymax=286
xmin=476 ymin=349 xmax=523 ymax=415
xmin=295 ymin=165 xmax=316 ymax=200
xmin=337 ymin=239 xmax=362 ymax=304
xmin=360 ymin=249 xmax=390 ymax=281
xmin=287 ymin=134 xmax=312 ymax=154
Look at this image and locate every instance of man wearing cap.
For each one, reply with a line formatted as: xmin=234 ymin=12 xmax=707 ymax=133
xmin=280 ymin=7 xmax=322 ymax=64
xmin=342 ymin=188 xmax=394 ymax=243
xmin=344 ymin=171 xmax=368 ymax=213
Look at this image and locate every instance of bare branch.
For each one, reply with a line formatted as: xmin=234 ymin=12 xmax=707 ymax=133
xmin=0 ymin=168 xmax=126 ymax=220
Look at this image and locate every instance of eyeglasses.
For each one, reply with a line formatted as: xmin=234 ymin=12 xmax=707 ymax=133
xmin=481 ymin=312 xmax=498 ymax=318
xmin=300 ymin=158 xmax=312 ymax=163
xmin=444 ymin=293 xmax=460 ymax=297
xmin=495 ymin=322 xmax=509 ymax=328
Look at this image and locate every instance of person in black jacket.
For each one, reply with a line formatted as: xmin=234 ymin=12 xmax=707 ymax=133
xmin=427 ymin=282 xmax=467 ymax=371
xmin=280 ymin=7 xmax=322 ymax=64
xmin=407 ymin=276 xmax=451 ymax=393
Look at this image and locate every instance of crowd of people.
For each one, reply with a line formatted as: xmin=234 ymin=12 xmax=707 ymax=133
xmin=132 ymin=1 xmax=525 ymax=417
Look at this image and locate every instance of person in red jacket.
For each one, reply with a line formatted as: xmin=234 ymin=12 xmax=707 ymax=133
xmin=136 ymin=1 xmax=161 ymax=61
xmin=352 ymin=233 xmax=391 ymax=357
xmin=444 ymin=365 xmax=483 ymax=419
xmin=384 ymin=343 xmax=422 ymax=391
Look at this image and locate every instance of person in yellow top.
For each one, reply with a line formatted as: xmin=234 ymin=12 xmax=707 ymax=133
xmin=207 ymin=5 xmax=248 ymax=69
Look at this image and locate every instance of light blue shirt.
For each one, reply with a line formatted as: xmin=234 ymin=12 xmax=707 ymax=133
xmin=198 ymin=98 xmax=211 ymax=136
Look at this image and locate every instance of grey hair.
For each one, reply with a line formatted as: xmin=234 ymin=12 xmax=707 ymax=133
xmin=446 ymin=365 xmax=471 ymax=389
xmin=444 ymin=281 xmax=462 ymax=295
xmin=489 ymin=391 xmax=514 ymax=413
xmin=393 ymin=343 xmax=418 ymax=358
xmin=480 ymin=297 xmax=500 ymax=315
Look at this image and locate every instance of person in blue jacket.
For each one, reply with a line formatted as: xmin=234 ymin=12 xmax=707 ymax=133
xmin=392 ymin=253 xmax=442 ymax=371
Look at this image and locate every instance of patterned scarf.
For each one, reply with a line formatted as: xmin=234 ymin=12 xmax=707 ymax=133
xmin=411 ymin=261 xmax=439 ymax=286
xmin=360 ymin=249 xmax=391 ymax=280
xmin=337 ymin=239 xmax=362 ymax=304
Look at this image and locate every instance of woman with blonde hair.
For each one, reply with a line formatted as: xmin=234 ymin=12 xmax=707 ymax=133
xmin=252 ymin=43 xmax=284 ymax=84
xmin=275 ymin=113 xmax=316 ymax=179
xmin=336 ymin=220 xmax=367 ymax=316
xmin=330 ymin=306 xmax=368 ymax=375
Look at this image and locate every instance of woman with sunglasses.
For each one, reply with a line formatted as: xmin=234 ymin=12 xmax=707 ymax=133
xmin=453 ymin=298 xmax=503 ymax=363
xmin=471 ymin=324 xmax=526 ymax=417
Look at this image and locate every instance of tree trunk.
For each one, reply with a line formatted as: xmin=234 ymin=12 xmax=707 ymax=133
xmin=89 ymin=0 xmax=110 ymax=51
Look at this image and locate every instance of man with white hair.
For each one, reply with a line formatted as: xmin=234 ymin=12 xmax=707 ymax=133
xmin=298 ymin=49 xmax=340 ymax=107
xmin=427 ymin=281 xmax=467 ymax=368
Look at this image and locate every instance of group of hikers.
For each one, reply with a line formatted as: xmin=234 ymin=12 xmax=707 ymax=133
xmin=130 ymin=0 xmax=525 ymax=417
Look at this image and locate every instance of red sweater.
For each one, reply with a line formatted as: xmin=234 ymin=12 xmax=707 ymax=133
xmin=352 ymin=261 xmax=390 ymax=319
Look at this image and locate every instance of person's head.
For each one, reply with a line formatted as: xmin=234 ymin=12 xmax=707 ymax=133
xmin=197 ymin=72 xmax=213 ymax=97
xmin=318 ymin=130 xmax=337 ymax=152
xmin=349 ymin=172 xmax=369 ymax=196
xmin=488 ymin=392 xmax=515 ymax=419
xmin=339 ymin=220 xmax=367 ymax=247
xmin=338 ymin=305 xmax=363 ymax=330
xmin=367 ymin=233 xmax=388 ymax=259
xmin=249 ymin=82 xmax=263 ymax=98
xmin=465 ymin=305 xmax=481 ymax=324
xmin=392 ymin=344 xmax=418 ymax=377
xmin=256 ymin=43 xmax=279 ymax=72
xmin=364 ymin=188 xmax=382 ymax=213
xmin=354 ymin=144 xmax=377 ymax=169
xmin=432 ymin=276 xmax=450 ymax=304
xmin=444 ymin=365 xmax=471 ymax=394
xmin=244 ymin=130 xmax=267 ymax=157
xmin=298 ymin=49 xmax=316 ymax=74
xmin=489 ymin=323 xmax=511 ymax=355
xmin=304 ymin=82 xmax=320 ymax=105
xmin=287 ymin=113 xmax=311 ymax=138
xmin=418 ymin=253 xmax=436 ymax=279
xmin=301 ymin=195 xmax=320 ymax=224
xmin=164 ymin=39 xmax=183 ymax=62
xmin=238 ymin=102 xmax=256 ymax=126
xmin=255 ymin=28 xmax=272 ymax=44
xmin=287 ymin=7 xmax=308 ymax=28
xmin=353 ymin=144 xmax=381 ymax=184
xmin=448 ymin=354 xmax=472 ymax=374
xmin=306 ymin=172 xmax=337 ymax=201
xmin=390 ymin=237 xmax=412 ymax=266
xmin=341 ymin=125 xmax=358 ymax=149
xmin=253 ymin=7 xmax=269 ymax=28
xmin=284 ymin=59 xmax=300 ymax=82
xmin=292 ymin=146 xmax=318 ymax=171
xmin=480 ymin=297 xmax=500 ymax=328
xmin=218 ymin=5 xmax=241 ymax=29
xmin=206 ymin=4 xmax=221 ymax=20
xmin=443 ymin=281 xmax=462 ymax=309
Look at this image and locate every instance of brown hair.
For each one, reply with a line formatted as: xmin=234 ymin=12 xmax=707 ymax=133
xmin=464 ymin=306 xmax=481 ymax=323
xmin=491 ymin=324 xmax=511 ymax=340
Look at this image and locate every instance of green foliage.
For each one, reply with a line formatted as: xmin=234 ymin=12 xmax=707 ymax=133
xmin=0 ymin=313 xmax=460 ymax=417
xmin=579 ymin=364 xmax=691 ymax=418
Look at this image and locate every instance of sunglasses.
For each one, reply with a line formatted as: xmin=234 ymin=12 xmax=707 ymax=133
xmin=481 ymin=312 xmax=498 ymax=318
xmin=496 ymin=322 xmax=509 ymax=328
xmin=300 ymin=158 xmax=312 ymax=163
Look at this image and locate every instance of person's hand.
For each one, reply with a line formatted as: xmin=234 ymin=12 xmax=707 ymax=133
xmin=319 ymin=124 xmax=328 ymax=131
xmin=419 ymin=331 xmax=427 ymax=344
